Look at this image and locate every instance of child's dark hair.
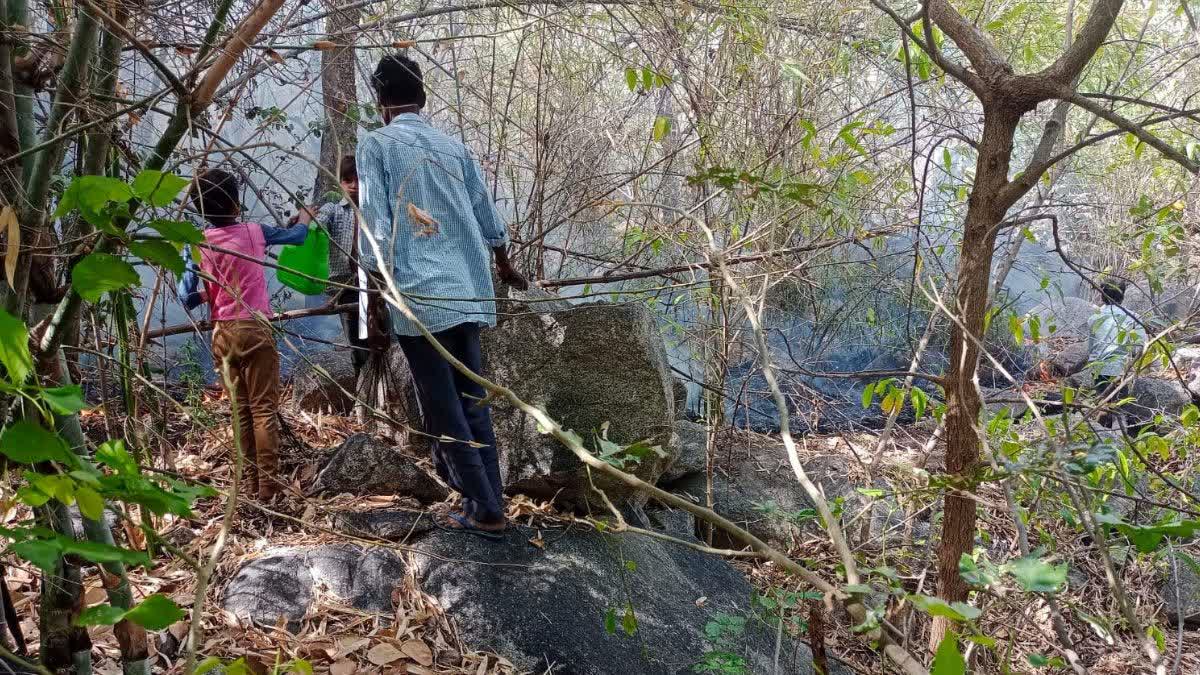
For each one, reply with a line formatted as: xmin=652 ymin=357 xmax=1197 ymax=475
xmin=189 ymin=169 xmax=240 ymax=226
xmin=372 ymin=54 xmax=426 ymax=109
xmin=339 ymin=155 xmax=357 ymax=181
xmin=1100 ymin=280 xmax=1126 ymax=305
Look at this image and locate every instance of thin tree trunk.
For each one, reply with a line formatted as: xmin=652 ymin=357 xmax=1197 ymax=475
xmin=932 ymin=108 xmax=1020 ymax=648
xmin=313 ymin=0 xmax=360 ymax=200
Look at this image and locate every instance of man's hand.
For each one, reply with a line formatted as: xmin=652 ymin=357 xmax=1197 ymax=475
xmin=497 ymin=263 xmax=529 ymax=291
xmin=492 ymin=245 xmax=529 ymax=290
xmin=290 ymin=205 xmax=318 ymax=226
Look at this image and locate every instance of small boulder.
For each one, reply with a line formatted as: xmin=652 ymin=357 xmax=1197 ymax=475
xmin=661 ymin=420 xmax=707 ymax=484
xmin=222 ymin=544 xmax=404 ymax=629
xmin=289 ymin=350 xmax=357 ymax=415
xmin=411 ymin=526 xmax=847 ymax=675
xmin=309 ymin=434 xmax=449 ymax=502
xmin=484 ymin=293 xmax=679 ymax=511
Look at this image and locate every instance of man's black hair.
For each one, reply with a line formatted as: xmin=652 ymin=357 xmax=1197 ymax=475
xmin=372 ymin=54 xmax=426 ymax=109
xmin=339 ymin=154 xmax=357 ymax=180
xmin=189 ymin=169 xmax=240 ymax=226
xmin=1100 ymin=280 xmax=1125 ymax=305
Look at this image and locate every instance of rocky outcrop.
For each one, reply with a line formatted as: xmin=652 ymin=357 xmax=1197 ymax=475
xmin=222 ymin=544 xmax=404 ymax=629
xmin=410 ymin=525 xmax=848 ymax=675
xmin=484 ymin=290 xmax=679 ymax=510
xmin=309 ymin=434 xmax=449 ymax=502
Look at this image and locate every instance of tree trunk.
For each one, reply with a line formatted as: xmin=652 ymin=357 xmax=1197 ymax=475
xmin=933 ymin=107 xmax=1020 ymax=647
xmin=313 ymin=0 xmax=360 ymax=201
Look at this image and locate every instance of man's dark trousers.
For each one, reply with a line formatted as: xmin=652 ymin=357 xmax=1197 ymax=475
xmin=396 ymin=322 xmax=504 ymax=524
xmin=334 ymin=288 xmax=370 ymax=373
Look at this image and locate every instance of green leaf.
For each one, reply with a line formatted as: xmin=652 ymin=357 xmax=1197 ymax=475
xmin=55 ymin=176 xmax=133 ymax=226
xmin=652 ymin=115 xmax=672 ymax=142
xmin=837 ymin=122 xmax=867 ymax=156
xmin=907 ymin=594 xmax=981 ymax=622
xmin=911 ymin=387 xmax=927 ymax=420
xmin=624 ymin=68 xmax=638 ymax=92
xmin=861 ymin=382 xmax=876 ymax=408
xmin=1008 ymin=556 xmax=1067 ymax=594
xmin=128 ymin=240 xmax=185 ymax=275
xmin=604 ymin=607 xmax=617 ymax=634
xmin=124 ymin=594 xmax=185 ymax=630
xmin=1009 ymin=314 xmax=1024 ymax=346
xmin=193 ymin=658 xmax=224 ymax=675
xmin=41 ymin=384 xmax=87 ymax=415
xmin=1111 ymin=519 xmax=1200 ymax=553
xmin=62 ymin=538 xmax=150 ymax=568
xmin=131 ymin=170 xmax=190 ymax=207
xmin=283 ymin=660 xmax=313 ymax=675
xmin=959 ymin=553 xmax=1000 ymax=588
xmin=76 ymin=603 xmax=129 ymax=627
xmin=931 ymin=632 xmax=966 ymax=675
xmin=95 ymin=439 xmax=139 ymax=474
xmin=1182 ymin=405 xmax=1199 ymax=428
xmin=145 ymin=219 xmax=204 ymax=245
xmin=621 ymin=606 xmax=638 ymax=636
xmin=0 ymin=421 xmax=72 ymax=464
xmin=75 ymin=486 xmax=105 ymax=521
xmin=72 ymin=253 xmax=140 ymax=302
xmin=641 ymin=66 xmax=653 ymax=90
xmin=11 ymin=538 xmax=61 ymax=571
xmin=0 ymin=309 xmax=33 ymax=385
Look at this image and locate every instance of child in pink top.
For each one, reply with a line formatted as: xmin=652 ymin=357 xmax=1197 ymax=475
xmin=178 ymin=169 xmax=307 ymax=500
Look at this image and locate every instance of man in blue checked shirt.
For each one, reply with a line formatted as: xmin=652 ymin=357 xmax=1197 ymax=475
xmin=358 ymin=53 xmax=527 ymax=540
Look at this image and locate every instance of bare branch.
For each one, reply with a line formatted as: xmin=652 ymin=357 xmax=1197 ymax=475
xmin=1064 ymin=91 xmax=1200 ymax=173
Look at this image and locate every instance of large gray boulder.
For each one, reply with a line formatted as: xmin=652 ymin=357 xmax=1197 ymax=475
xmin=411 ymin=525 xmax=849 ymax=675
xmin=1026 ymin=296 xmax=1099 ymax=377
xmin=222 ymin=544 xmax=404 ymax=629
xmin=309 ymin=434 xmax=449 ymax=502
xmin=484 ymin=291 xmax=679 ymax=510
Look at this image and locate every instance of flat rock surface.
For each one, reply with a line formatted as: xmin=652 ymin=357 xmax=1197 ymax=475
xmin=222 ymin=544 xmax=404 ymax=629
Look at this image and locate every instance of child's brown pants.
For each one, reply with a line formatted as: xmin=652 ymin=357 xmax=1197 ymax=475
xmin=212 ymin=319 xmax=281 ymax=499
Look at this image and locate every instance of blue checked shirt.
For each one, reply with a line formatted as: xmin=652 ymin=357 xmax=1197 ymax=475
xmin=357 ymin=113 xmax=509 ymax=336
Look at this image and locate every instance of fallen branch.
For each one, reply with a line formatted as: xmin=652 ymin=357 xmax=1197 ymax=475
xmin=143 ymin=303 xmax=355 ymax=340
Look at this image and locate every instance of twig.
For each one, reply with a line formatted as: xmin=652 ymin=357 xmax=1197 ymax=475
xmin=184 ymin=359 xmax=243 ymax=673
